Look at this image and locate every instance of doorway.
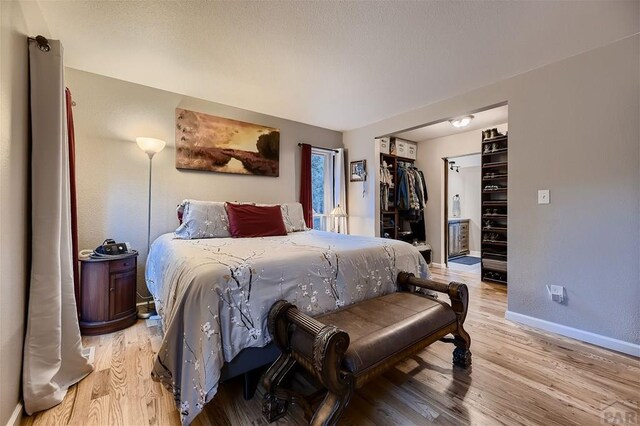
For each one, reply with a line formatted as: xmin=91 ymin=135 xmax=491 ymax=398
xmin=444 ymin=153 xmax=482 ymax=275
xmin=384 ymin=103 xmax=508 ymax=285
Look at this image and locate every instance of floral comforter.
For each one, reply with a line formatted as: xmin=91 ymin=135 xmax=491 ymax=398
xmin=145 ymin=230 xmax=429 ymax=424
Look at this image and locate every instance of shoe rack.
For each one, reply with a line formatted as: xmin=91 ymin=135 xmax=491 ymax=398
xmin=481 ymin=129 xmax=508 ymax=284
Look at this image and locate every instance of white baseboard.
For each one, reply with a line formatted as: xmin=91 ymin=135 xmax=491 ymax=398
xmin=469 ymin=250 xmax=481 ymax=258
xmin=6 ymin=402 xmax=23 ymax=426
xmin=430 ymin=262 xmax=445 ymax=269
xmin=505 ymin=311 xmax=640 ymax=357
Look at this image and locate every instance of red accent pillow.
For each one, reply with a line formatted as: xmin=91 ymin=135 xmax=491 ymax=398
xmin=225 ymin=202 xmax=287 ymax=238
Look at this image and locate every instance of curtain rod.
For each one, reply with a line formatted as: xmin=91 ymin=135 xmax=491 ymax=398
xmin=298 ymin=143 xmax=339 ymax=153
xmin=28 ymin=35 xmax=51 ymax=52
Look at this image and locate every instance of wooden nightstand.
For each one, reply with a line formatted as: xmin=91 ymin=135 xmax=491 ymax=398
xmin=78 ymin=252 xmax=138 ymax=335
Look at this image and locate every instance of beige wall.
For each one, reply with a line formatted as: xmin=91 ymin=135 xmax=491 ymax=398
xmin=344 ymin=35 xmax=639 ymax=346
xmin=417 ymin=126 xmax=507 ymax=264
xmin=0 ymin=2 xmax=30 ymax=424
xmin=65 ymin=69 xmax=343 ymax=296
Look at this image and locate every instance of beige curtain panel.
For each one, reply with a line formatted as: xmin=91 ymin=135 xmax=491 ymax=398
xmin=333 ymin=148 xmax=348 ymax=234
xmin=23 ymin=38 xmax=93 ymax=415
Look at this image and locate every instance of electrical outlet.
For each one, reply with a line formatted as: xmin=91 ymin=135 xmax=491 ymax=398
xmin=546 ymin=284 xmax=565 ymax=303
xmin=538 ymin=189 xmax=550 ymax=204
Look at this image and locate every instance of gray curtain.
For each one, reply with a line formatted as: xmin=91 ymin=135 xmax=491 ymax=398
xmin=23 ymin=38 xmax=93 ymax=415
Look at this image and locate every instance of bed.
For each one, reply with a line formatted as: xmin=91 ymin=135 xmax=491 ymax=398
xmin=146 ymin=203 xmax=429 ymax=424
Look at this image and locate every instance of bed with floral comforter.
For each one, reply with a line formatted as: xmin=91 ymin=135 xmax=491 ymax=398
xmin=146 ymin=230 xmax=429 ymax=424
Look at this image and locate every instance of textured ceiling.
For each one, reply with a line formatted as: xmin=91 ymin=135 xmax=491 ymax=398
xmin=395 ymin=105 xmax=508 ymax=142
xmin=28 ymin=1 xmax=639 ymax=131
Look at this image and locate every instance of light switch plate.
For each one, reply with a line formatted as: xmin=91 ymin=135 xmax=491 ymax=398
xmin=538 ymin=189 xmax=550 ymax=204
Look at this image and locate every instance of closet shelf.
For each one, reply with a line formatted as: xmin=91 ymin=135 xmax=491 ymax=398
xmin=482 ymin=240 xmax=508 ymax=246
xmin=482 ymin=161 xmax=508 ymax=169
xmin=483 ymin=276 xmax=508 ymax=285
xmin=483 ymin=254 xmax=508 ymax=261
xmin=482 ymin=135 xmax=508 ymax=144
xmin=482 ymin=148 xmax=508 ymax=156
xmin=482 ymin=227 xmax=507 ymax=232
xmin=483 ymin=188 xmax=507 ymax=193
xmin=483 ymin=201 xmax=507 ymax=206
xmin=483 ymin=174 xmax=508 ymax=181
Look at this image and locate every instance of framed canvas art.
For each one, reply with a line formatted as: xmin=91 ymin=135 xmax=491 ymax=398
xmin=175 ymin=108 xmax=280 ymax=176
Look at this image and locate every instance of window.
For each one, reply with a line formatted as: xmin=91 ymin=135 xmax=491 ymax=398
xmin=311 ymin=149 xmax=334 ymax=230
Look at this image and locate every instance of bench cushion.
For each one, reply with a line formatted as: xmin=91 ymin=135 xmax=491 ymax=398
xmin=291 ymin=292 xmax=457 ymax=376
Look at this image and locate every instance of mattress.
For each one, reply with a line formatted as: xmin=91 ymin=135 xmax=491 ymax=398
xmin=145 ymin=230 xmax=429 ymax=424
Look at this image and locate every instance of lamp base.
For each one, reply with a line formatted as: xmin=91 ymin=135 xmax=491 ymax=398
xmin=137 ymin=305 xmax=157 ymax=320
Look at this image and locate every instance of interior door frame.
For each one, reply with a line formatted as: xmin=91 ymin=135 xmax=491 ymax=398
xmin=443 ymin=152 xmax=482 ymax=269
xmin=443 ymin=158 xmax=449 ymax=268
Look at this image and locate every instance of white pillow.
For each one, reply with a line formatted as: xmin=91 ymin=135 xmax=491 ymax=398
xmin=174 ymin=200 xmax=231 ymax=239
xmin=280 ymin=202 xmax=307 ymax=232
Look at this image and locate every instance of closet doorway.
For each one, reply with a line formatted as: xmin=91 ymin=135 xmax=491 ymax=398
xmin=388 ymin=103 xmax=508 ymax=284
xmin=444 ymin=153 xmax=482 ymax=275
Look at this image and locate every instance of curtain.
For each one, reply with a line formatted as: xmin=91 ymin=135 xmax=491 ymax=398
xmin=333 ymin=148 xmax=348 ymax=234
xmin=299 ymin=143 xmax=313 ymax=228
xmin=23 ymin=38 xmax=93 ymax=415
xmin=66 ymin=88 xmax=80 ymax=314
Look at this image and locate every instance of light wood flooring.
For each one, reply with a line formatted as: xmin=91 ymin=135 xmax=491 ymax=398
xmin=23 ymin=267 xmax=640 ymax=425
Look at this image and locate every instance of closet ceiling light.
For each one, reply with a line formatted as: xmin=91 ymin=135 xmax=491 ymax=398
xmin=449 ymin=115 xmax=474 ymax=128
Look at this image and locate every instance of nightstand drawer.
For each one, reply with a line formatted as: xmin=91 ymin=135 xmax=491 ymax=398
xmin=110 ymin=258 xmax=136 ymax=272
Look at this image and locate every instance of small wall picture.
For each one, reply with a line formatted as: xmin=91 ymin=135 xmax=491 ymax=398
xmin=175 ymin=108 xmax=280 ymax=176
xmin=350 ymin=160 xmax=367 ymax=182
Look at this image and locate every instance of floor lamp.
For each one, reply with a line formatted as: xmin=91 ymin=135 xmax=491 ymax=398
xmin=136 ymin=137 xmax=165 ymax=319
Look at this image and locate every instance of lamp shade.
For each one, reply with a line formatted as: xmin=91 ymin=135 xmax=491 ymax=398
xmin=136 ymin=137 xmax=166 ymax=154
xmin=330 ymin=205 xmax=347 ymax=217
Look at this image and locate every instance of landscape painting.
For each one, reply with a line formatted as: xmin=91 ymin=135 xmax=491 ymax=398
xmin=175 ymin=108 xmax=280 ymax=176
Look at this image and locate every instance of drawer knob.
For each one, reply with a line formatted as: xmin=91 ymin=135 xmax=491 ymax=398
xmin=110 ymin=288 xmax=115 ymax=292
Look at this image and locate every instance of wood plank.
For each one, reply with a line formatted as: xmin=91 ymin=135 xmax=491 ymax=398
xmin=21 ymin=266 xmax=640 ymax=426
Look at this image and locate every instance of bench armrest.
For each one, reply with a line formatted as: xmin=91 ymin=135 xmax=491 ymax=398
xmin=267 ymin=301 xmax=352 ymax=393
xmin=397 ymin=272 xmax=469 ymax=325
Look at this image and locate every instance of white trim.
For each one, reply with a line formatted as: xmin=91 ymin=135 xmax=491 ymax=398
xmin=469 ymin=250 xmax=481 ymax=258
xmin=430 ymin=262 xmax=445 ymax=269
xmin=6 ymin=402 xmax=23 ymax=426
xmin=505 ymin=311 xmax=640 ymax=357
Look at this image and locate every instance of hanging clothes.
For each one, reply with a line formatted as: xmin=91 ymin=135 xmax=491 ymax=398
xmin=380 ymin=161 xmax=393 ymax=211
xmin=418 ymin=170 xmax=428 ymax=203
xmin=397 ymin=163 xmax=428 ymax=214
xmin=397 ymin=166 xmax=409 ymax=210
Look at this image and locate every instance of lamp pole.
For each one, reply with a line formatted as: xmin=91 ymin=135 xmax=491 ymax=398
xmin=135 ymin=137 xmax=165 ymax=320
xmin=146 ymin=152 xmax=155 ymax=253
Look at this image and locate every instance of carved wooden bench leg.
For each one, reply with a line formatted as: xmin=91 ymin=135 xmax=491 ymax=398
xmin=452 ymin=330 xmax=472 ymax=368
xmin=399 ymin=273 xmax=473 ymax=369
xmin=310 ymin=389 xmax=353 ymax=426
xmin=262 ymin=353 xmax=296 ymax=422
xmin=449 ymin=282 xmax=472 ymax=368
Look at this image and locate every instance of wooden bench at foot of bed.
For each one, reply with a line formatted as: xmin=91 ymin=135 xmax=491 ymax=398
xmin=261 ymin=272 xmax=472 ymax=425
